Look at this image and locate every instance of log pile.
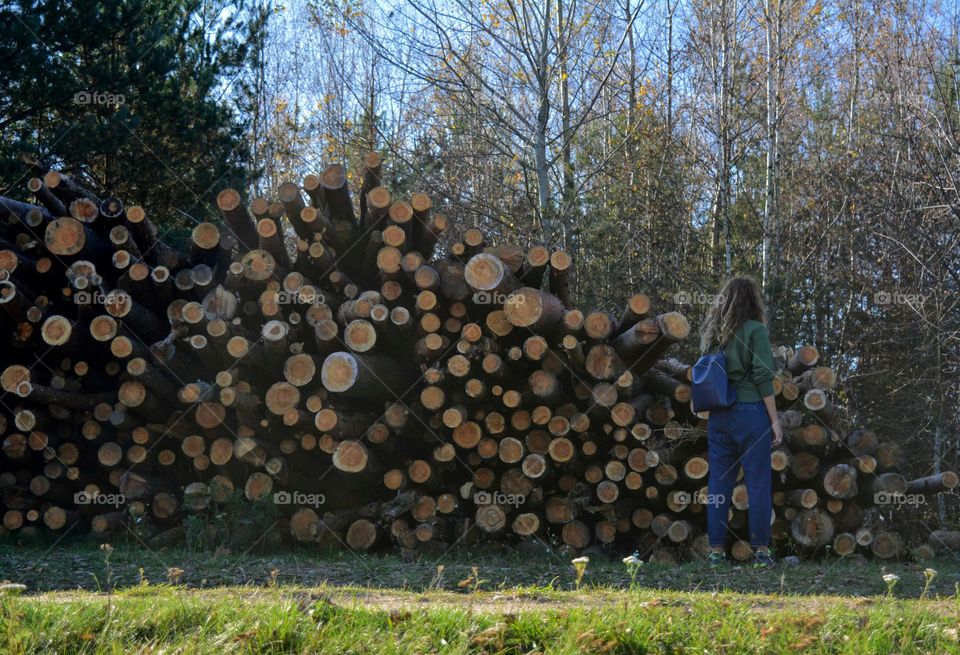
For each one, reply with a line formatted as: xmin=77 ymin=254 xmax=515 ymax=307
xmin=1 ymin=155 xmax=956 ymax=562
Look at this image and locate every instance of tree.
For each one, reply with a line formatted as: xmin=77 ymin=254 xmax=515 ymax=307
xmin=342 ymin=0 xmax=643 ymax=244
xmin=0 ymin=0 xmax=268 ymax=229
xmin=684 ymin=0 xmax=759 ymax=279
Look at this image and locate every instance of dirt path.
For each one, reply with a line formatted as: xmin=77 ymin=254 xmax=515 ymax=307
xmin=26 ymin=587 xmax=956 ymax=616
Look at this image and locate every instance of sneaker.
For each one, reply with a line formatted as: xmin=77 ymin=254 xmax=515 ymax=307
xmin=753 ymin=552 xmax=776 ymax=569
xmin=707 ymin=552 xmax=726 ymax=568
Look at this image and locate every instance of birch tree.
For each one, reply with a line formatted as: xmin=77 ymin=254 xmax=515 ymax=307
xmin=342 ymin=0 xmax=642 ymax=245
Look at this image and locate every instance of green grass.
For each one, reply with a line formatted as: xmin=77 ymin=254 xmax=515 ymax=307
xmin=3 ymin=584 xmax=960 ymax=653
xmin=3 ymin=539 xmax=960 ymax=653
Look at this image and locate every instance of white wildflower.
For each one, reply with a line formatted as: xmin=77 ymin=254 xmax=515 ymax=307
xmin=571 ymin=556 xmax=589 ymax=588
xmin=882 ymin=572 xmax=900 ymax=596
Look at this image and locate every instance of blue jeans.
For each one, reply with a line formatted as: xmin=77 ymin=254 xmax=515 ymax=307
xmin=706 ymin=401 xmax=772 ymax=548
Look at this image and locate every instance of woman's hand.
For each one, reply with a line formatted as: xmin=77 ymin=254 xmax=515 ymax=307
xmin=763 ymin=395 xmax=782 ymax=446
xmin=771 ymin=421 xmax=783 ymax=446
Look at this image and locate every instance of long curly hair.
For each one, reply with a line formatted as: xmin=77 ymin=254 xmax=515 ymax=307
xmin=699 ymin=276 xmax=767 ymax=353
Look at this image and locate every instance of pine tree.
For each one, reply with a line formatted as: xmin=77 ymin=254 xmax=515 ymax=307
xmin=0 ymin=0 xmax=268 ymax=231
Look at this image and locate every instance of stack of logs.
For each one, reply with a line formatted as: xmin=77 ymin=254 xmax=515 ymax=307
xmin=1 ymin=153 xmax=957 ymax=563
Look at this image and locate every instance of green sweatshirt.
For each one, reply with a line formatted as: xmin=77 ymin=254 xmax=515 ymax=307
xmin=723 ymin=319 xmax=776 ymax=402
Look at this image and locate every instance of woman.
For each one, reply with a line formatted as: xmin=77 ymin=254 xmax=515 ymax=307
xmin=699 ymin=276 xmax=782 ymax=568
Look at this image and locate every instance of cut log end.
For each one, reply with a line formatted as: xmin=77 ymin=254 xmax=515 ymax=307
xmin=659 ymin=312 xmax=690 ymax=341
xmin=216 ymin=188 xmax=242 ymax=212
xmin=476 ymin=505 xmax=507 ymax=533
xmin=192 ymin=222 xmax=221 ymax=249
xmin=45 ymin=218 xmax=86 ymax=256
xmin=333 ymin=440 xmax=369 ymax=473
xmin=41 ymin=315 xmax=73 ymax=346
xmin=321 ymin=352 xmax=359 ymax=393
xmin=464 ymin=253 xmax=506 ymax=292
xmin=512 ymin=513 xmax=540 ymax=536
xmin=320 ymin=163 xmax=347 ymax=190
xmin=346 ymin=519 xmax=379 ymax=550
xmin=284 ymin=353 xmax=317 ymax=387
xmin=504 ymin=287 xmax=563 ymax=329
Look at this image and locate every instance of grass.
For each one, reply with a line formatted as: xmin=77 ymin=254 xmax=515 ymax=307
xmin=3 ymin=584 xmax=960 ymax=653
xmin=3 ymin=538 xmax=960 ymax=597
xmin=2 ymin=538 xmax=960 ymax=653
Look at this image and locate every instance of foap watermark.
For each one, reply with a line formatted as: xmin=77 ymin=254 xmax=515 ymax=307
xmin=873 ymin=291 xmax=925 ymax=306
xmin=74 ymin=491 xmax=125 ymax=507
xmin=473 ymin=490 xmax=525 ymax=507
xmin=273 ymin=490 xmax=326 ymax=508
xmin=275 ymin=289 xmax=326 ymax=306
xmin=673 ymin=291 xmax=723 ymax=306
xmin=472 ymin=290 xmax=524 ymax=306
xmin=74 ymin=290 xmax=126 ymax=305
xmin=874 ymin=491 xmax=926 ymax=507
xmin=73 ymin=90 xmax=126 ymax=107
xmin=674 ymin=491 xmax=726 ymax=507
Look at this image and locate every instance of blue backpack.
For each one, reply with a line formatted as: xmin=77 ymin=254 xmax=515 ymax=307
xmin=691 ymin=351 xmax=736 ymax=413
